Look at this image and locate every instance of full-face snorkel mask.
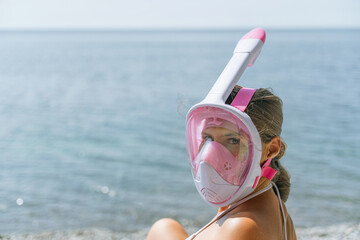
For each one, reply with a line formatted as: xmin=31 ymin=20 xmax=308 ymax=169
xmin=185 ymin=29 xmax=277 ymax=207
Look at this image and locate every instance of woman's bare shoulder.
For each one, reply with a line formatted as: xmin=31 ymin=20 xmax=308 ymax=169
xmin=215 ymin=214 xmax=264 ymax=240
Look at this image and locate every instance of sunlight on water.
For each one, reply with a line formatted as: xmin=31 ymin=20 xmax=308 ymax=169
xmin=16 ymin=199 xmax=24 ymax=206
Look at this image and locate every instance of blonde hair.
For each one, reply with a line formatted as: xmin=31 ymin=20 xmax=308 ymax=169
xmin=226 ymin=86 xmax=291 ymax=202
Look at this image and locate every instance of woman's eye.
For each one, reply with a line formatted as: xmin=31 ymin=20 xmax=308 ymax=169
xmin=228 ymin=138 xmax=240 ymax=144
xmin=202 ymin=136 xmax=213 ymax=141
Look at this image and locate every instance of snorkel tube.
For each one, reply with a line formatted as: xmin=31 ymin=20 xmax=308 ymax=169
xmin=202 ymin=28 xmax=266 ymax=105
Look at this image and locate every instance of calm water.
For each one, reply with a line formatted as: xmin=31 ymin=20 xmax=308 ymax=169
xmin=0 ymin=29 xmax=359 ymax=237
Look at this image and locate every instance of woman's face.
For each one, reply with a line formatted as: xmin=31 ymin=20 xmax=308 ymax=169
xmin=200 ymin=127 xmax=250 ymax=159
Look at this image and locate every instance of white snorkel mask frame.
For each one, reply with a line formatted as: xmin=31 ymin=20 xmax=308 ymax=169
xmin=185 ymin=28 xmax=274 ymax=207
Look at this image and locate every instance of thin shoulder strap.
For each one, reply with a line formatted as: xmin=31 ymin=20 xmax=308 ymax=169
xmin=187 ymin=184 xmax=273 ymax=240
xmin=272 ymin=182 xmax=288 ymax=240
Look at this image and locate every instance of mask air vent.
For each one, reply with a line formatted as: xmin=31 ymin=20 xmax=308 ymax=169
xmin=224 ymin=162 xmax=232 ymax=171
xmin=201 ymin=187 xmax=225 ymax=203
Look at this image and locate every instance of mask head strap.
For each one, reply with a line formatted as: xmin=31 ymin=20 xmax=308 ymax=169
xmin=230 ymin=88 xmax=257 ymax=112
xmin=261 ymin=158 xmax=277 ymax=180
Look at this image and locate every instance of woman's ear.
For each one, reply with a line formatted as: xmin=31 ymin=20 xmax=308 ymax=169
xmin=266 ymin=136 xmax=281 ymax=159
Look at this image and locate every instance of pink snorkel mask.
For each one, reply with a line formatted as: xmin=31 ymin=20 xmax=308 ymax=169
xmin=185 ymin=29 xmax=277 ymax=207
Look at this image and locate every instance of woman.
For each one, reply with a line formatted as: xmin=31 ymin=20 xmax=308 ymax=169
xmin=147 ymin=86 xmax=297 ymax=240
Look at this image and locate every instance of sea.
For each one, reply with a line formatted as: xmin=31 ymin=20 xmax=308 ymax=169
xmin=0 ymin=29 xmax=359 ymax=239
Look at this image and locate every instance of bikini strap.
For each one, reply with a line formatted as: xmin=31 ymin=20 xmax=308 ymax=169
xmin=188 ymin=183 xmax=288 ymax=240
xmin=272 ymin=182 xmax=288 ymax=240
xmin=187 ymin=184 xmax=273 ymax=240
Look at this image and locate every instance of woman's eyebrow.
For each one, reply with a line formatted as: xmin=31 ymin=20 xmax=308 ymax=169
xmin=201 ymin=132 xmax=211 ymax=136
xmin=224 ymin=133 xmax=240 ymax=137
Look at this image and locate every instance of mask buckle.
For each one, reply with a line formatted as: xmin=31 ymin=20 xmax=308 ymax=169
xmin=261 ymin=158 xmax=277 ymax=181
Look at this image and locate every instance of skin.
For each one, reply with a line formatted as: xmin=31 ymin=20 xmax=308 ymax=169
xmin=147 ymin=128 xmax=295 ymax=240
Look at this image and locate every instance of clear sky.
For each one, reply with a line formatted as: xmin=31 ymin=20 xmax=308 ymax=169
xmin=0 ymin=0 xmax=359 ymax=29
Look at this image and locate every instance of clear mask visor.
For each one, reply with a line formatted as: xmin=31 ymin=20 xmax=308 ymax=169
xmin=186 ymin=106 xmax=254 ymax=187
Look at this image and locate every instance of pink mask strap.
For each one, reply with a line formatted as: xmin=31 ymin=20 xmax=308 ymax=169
xmin=261 ymin=158 xmax=277 ymax=181
xmin=230 ymin=88 xmax=257 ymax=112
